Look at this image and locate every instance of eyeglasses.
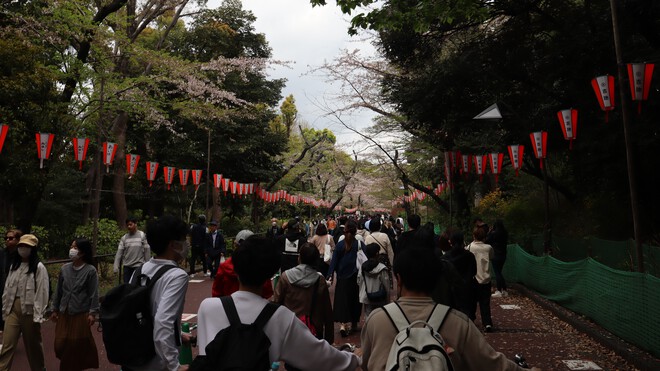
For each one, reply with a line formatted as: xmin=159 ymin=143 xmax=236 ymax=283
xmin=4 ymin=236 xmax=15 ymax=241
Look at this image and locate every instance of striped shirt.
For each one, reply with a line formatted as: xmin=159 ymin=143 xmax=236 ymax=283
xmin=113 ymin=230 xmax=151 ymax=270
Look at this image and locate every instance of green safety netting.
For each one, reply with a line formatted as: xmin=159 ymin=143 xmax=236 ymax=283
xmin=504 ymin=245 xmax=660 ymax=358
xmin=528 ymin=235 xmax=659 ymax=277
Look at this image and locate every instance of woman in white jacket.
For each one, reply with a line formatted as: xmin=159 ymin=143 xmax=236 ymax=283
xmin=0 ymin=234 xmax=49 ymax=371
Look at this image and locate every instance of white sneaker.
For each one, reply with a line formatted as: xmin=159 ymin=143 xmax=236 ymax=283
xmin=491 ymin=290 xmax=503 ymax=298
xmin=204 ymin=272 xmax=211 ymax=277
xmin=189 ymin=274 xmax=195 ymax=278
xmin=502 ymin=290 xmax=509 ymax=297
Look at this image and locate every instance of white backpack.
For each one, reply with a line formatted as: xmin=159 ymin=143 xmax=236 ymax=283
xmin=383 ymin=302 xmax=453 ymax=371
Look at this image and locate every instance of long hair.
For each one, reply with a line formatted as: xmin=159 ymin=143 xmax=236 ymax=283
xmin=12 ymin=245 xmax=40 ymax=275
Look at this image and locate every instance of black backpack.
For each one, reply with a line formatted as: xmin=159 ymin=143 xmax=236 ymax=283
xmin=190 ymin=296 xmax=279 ymax=371
xmin=100 ymin=264 xmax=179 ymax=366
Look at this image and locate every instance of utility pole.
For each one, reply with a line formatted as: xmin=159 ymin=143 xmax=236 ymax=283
xmin=609 ymin=0 xmax=644 ymax=272
xmin=205 ymin=128 xmax=211 ymax=217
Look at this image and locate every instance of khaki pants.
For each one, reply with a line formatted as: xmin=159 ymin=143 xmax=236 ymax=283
xmin=0 ymin=298 xmax=45 ymax=371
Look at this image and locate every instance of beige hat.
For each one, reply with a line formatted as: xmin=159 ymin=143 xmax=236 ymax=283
xmin=18 ymin=234 xmax=38 ymax=247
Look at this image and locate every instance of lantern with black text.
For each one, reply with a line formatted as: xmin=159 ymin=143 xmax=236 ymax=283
xmin=529 ymin=131 xmax=548 ymax=169
xmin=0 ymin=125 xmax=7 ymax=154
xmin=627 ymin=63 xmax=655 ymax=113
xmin=230 ymin=181 xmax=238 ymax=197
xmin=72 ymin=137 xmax=89 ymax=170
xmin=474 ymin=155 xmax=487 ymax=182
xmin=213 ymin=174 xmax=223 ymax=189
xmin=163 ymin=166 xmax=176 ymax=190
xmin=146 ymin=161 xmax=159 ymax=187
xmin=102 ymin=142 xmax=118 ymax=173
xmin=489 ymin=153 xmax=504 ymax=184
xmin=126 ymin=154 xmax=140 ymax=178
xmin=179 ymin=169 xmax=190 ymax=190
xmin=557 ymin=109 xmax=578 ymax=150
xmin=591 ymin=75 xmax=615 ymax=122
xmin=35 ymin=133 xmax=54 ymax=169
xmin=507 ymin=145 xmax=524 ymax=177
xmin=192 ymin=170 xmax=203 ymax=191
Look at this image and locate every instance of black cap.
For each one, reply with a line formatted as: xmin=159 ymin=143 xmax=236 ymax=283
xmin=209 ymin=220 xmax=219 ymax=226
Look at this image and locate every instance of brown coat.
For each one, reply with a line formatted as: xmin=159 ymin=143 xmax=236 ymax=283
xmin=361 ymin=297 xmax=527 ymax=371
xmin=272 ymin=268 xmax=334 ymax=344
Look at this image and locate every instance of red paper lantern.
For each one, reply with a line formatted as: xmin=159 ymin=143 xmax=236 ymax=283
xmin=146 ymin=161 xmax=159 ymax=187
xmin=230 ymin=181 xmax=238 ymax=197
xmin=126 ymin=154 xmax=140 ymax=178
xmin=474 ymin=155 xmax=487 ymax=182
xmin=35 ymin=132 xmax=55 ymax=169
xmin=222 ymin=177 xmax=230 ymax=194
xmin=627 ymin=63 xmax=655 ymax=113
xmin=213 ymin=174 xmax=222 ymax=189
xmin=163 ymin=166 xmax=176 ymax=190
xmin=489 ymin=153 xmax=504 ymax=184
xmin=179 ymin=169 xmax=190 ymax=190
xmin=192 ymin=170 xmax=203 ymax=190
xmin=591 ymin=75 xmax=615 ymax=122
xmin=507 ymin=145 xmax=524 ymax=177
xmin=529 ymin=131 xmax=548 ymax=169
xmin=557 ymin=109 xmax=578 ymax=150
xmin=102 ymin=142 xmax=118 ymax=173
xmin=72 ymin=137 xmax=89 ymax=170
xmin=0 ymin=125 xmax=9 ymax=154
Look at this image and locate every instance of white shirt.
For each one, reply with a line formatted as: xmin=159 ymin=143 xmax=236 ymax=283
xmin=197 ymin=291 xmax=360 ymax=371
xmin=130 ymin=258 xmax=189 ymax=371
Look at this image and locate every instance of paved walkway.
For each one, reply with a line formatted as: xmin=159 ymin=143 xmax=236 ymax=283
xmin=3 ymin=274 xmax=657 ymax=370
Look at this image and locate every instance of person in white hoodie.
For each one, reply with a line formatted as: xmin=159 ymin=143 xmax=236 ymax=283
xmin=357 ymin=243 xmax=391 ymax=317
xmin=467 ymin=226 xmax=494 ymax=332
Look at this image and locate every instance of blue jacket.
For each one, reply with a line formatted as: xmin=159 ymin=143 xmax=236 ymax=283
xmin=327 ymin=239 xmax=359 ymax=279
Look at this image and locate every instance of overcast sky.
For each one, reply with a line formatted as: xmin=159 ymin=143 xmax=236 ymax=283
xmin=206 ymin=0 xmax=378 ymax=149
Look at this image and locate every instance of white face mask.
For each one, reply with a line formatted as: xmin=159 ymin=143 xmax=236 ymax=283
xmin=18 ymin=246 xmax=32 ymax=258
xmin=69 ymin=248 xmax=79 ymax=260
xmin=173 ymin=240 xmax=189 ymax=260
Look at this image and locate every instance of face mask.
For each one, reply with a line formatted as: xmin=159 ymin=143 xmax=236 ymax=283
xmin=173 ymin=240 xmax=189 ymax=260
xmin=272 ymin=222 xmax=277 ymax=227
xmin=18 ymin=247 xmax=32 ymax=258
xmin=69 ymin=248 xmax=79 ymax=260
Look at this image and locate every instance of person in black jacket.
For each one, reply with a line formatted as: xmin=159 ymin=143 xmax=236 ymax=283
xmin=189 ymin=215 xmax=209 ymax=277
xmin=486 ymin=219 xmax=509 ymax=297
xmin=441 ymin=231 xmax=477 ymax=319
xmin=278 ymin=219 xmax=307 ymax=272
xmin=205 ymin=220 xmax=226 ymax=278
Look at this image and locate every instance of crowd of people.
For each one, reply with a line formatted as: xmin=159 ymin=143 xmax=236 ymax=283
xmin=0 ymin=212 xmax=539 ymax=371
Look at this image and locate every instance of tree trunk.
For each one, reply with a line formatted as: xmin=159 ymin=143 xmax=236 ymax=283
xmin=111 ymin=112 xmax=129 ymax=226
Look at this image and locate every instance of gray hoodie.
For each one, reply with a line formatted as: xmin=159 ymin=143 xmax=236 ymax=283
xmin=357 ymin=262 xmax=390 ymax=304
xmin=285 ymin=264 xmax=322 ymax=288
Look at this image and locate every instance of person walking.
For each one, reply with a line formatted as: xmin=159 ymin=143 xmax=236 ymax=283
xmin=360 ymin=247 xmax=540 ymax=371
xmin=468 ymin=226 xmax=495 ymax=332
xmin=487 ymin=219 xmax=509 ymax=297
xmin=205 ymin=220 xmax=226 ymax=278
xmin=0 ymin=234 xmax=49 ymax=371
xmin=309 ymin=223 xmax=335 ymax=275
xmin=364 ymin=218 xmax=394 ymax=287
xmin=196 ymin=236 xmax=360 ymax=371
xmin=113 ymin=217 xmax=151 ymax=283
xmin=326 ymin=220 xmax=362 ymax=337
xmin=126 ymin=215 xmax=190 ymax=371
xmin=357 ymin=243 xmax=390 ymax=318
xmin=189 ymin=215 xmax=209 ymax=277
xmin=50 ymin=238 xmax=100 ymax=370
xmin=278 ymin=219 xmax=306 ymax=272
xmin=442 ymin=231 xmax=477 ymax=318
xmin=272 ymin=243 xmax=334 ymax=349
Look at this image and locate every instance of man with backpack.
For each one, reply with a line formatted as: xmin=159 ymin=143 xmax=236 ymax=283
xmin=360 ymin=247 xmax=541 ymax=371
xmin=103 ymin=215 xmax=191 ymax=371
xmin=194 ymin=235 xmax=360 ymax=371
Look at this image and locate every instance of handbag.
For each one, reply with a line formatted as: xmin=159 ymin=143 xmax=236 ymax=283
xmin=323 ymin=235 xmax=333 ymax=263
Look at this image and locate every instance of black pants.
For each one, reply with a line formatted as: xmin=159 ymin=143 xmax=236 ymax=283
xmin=471 ymin=282 xmax=493 ymax=327
xmin=189 ymin=247 xmax=208 ymax=275
xmin=492 ymin=257 xmax=507 ymax=292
